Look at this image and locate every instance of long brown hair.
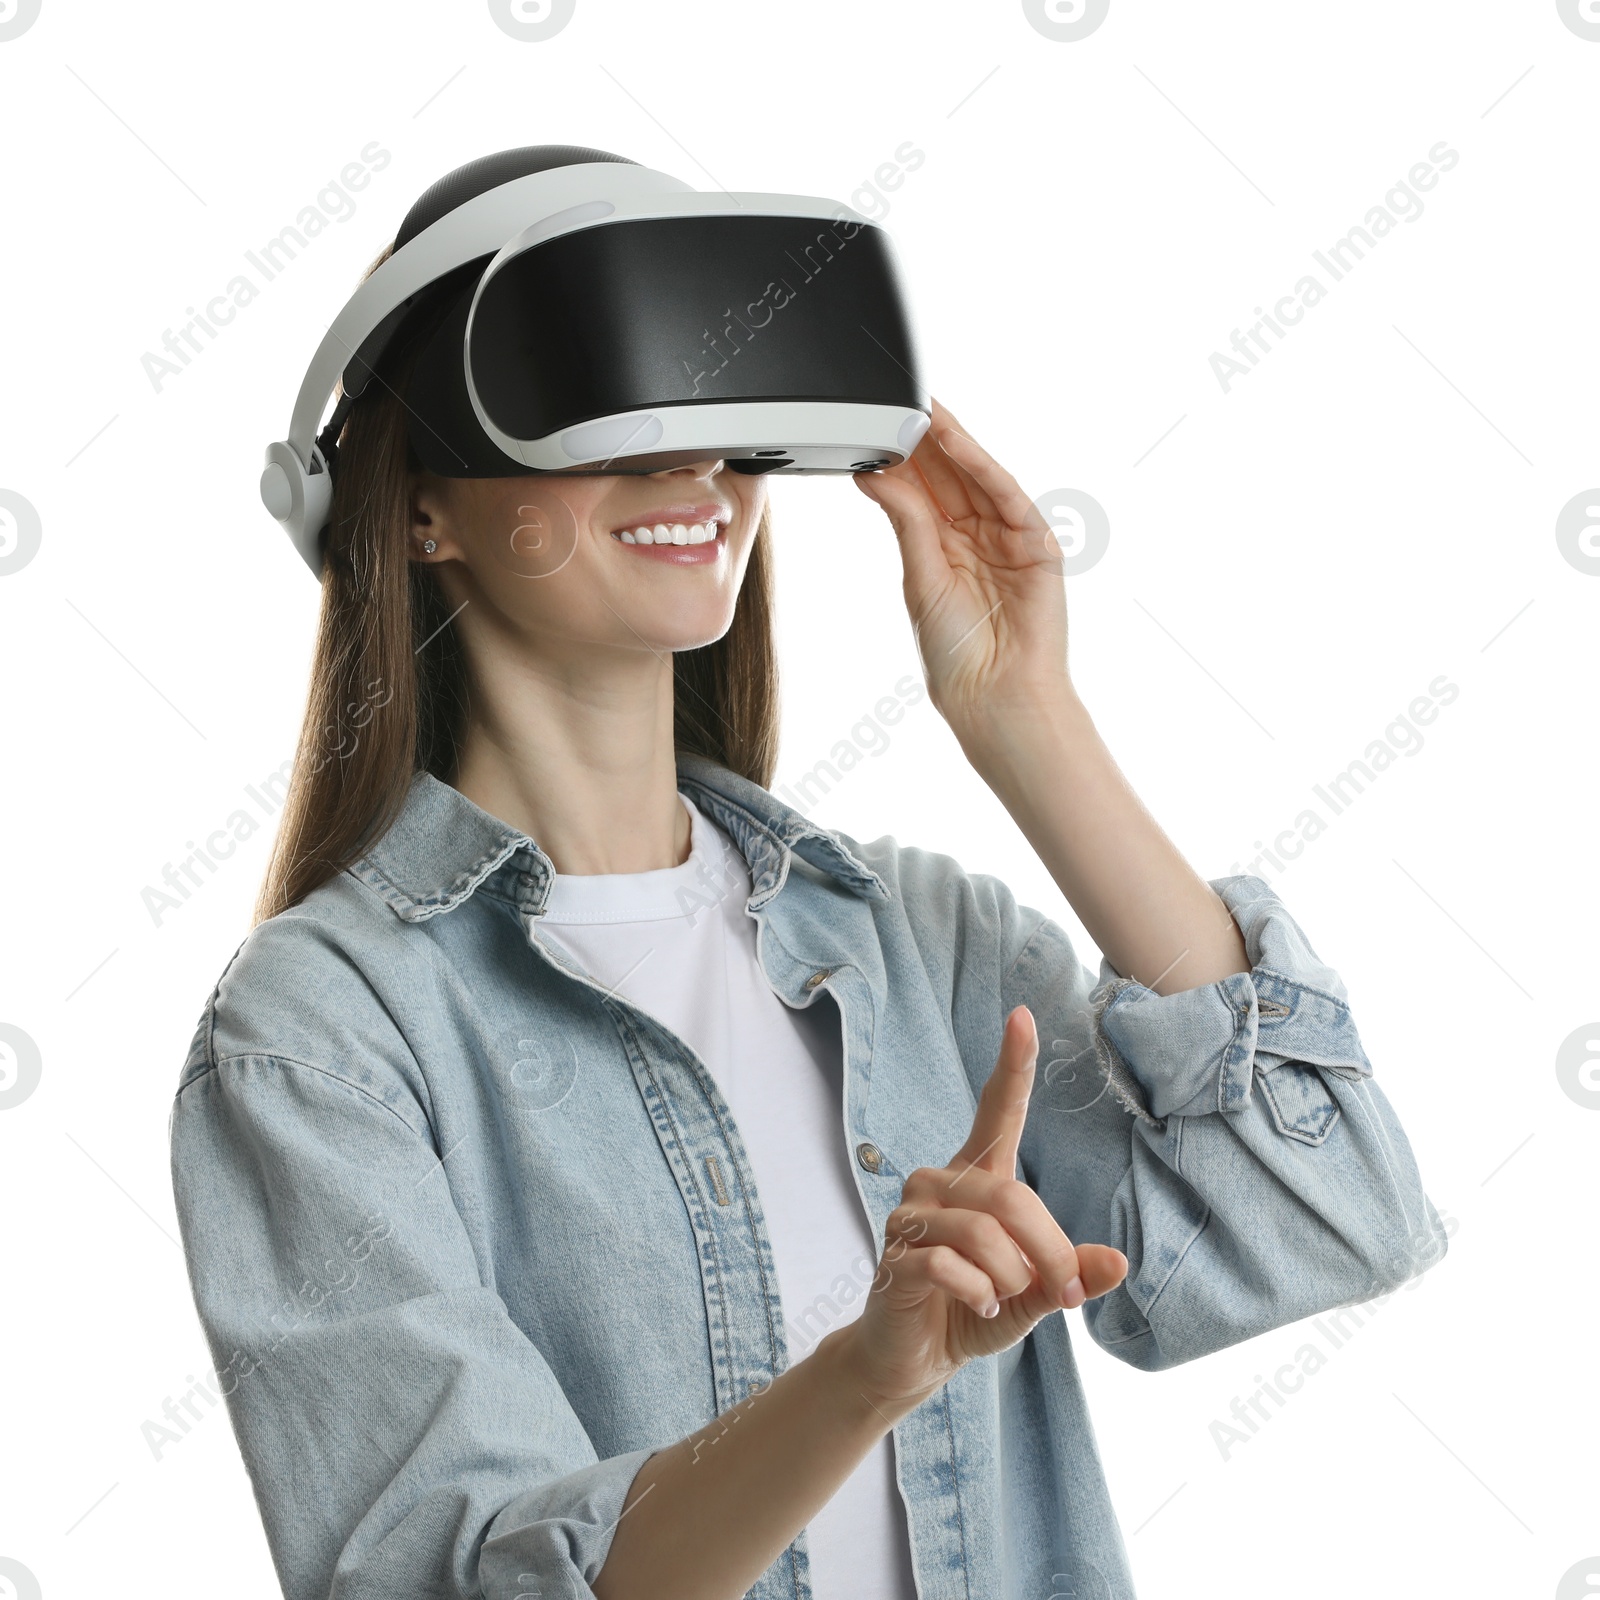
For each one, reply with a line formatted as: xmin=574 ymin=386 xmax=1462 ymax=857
xmin=252 ymin=246 xmax=781 ymax=925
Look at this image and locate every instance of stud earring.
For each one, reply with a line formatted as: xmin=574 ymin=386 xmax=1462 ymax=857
xmin=422 ymin=539 xmax=437 ymax=555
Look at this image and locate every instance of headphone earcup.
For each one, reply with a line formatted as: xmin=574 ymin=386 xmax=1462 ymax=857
xmin=260 ymin=442 xmax=334 ymax=575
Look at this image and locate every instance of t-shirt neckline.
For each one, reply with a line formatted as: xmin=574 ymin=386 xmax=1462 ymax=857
xmin=538 ymin=792 xmax=731 ymax=925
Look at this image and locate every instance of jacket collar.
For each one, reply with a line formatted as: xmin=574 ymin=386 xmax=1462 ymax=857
xmin=349 ymin=753 xmax=889 ymax=924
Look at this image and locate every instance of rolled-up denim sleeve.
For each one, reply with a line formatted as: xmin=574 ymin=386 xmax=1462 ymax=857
xmin=1000 ymin=873 xmax=1450 ymax=1371
xmin=170 ymin=1049 xmax=657 ymax=1600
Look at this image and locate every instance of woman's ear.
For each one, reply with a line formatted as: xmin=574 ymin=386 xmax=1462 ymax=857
xmin=408 ymin=471 xmax=459 ymax=563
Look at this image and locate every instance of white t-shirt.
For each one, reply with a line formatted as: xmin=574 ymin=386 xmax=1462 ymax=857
xmin=534 ymin=791 xmax=919 ymax=1600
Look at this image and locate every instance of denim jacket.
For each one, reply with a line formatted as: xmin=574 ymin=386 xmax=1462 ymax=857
xmin=169 ymin=753 xmax=1449 ymax=1600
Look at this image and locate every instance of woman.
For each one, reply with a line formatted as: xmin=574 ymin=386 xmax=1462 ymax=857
xmin=171 ymin=147 xmax=1449 ymax=1600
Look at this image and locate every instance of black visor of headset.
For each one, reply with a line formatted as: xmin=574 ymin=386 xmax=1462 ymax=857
xmin=259 ymin=145 xmax=932 ymax=577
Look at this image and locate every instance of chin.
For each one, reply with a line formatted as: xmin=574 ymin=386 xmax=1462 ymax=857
xmin=659 ymin=625 xmax=735 ymax=654
xmin=645 ymin=609 xmax=737 ymax=654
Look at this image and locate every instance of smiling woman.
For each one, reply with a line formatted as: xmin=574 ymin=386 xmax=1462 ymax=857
xmin=248 ymin=212 xmax=780 ymax=913
xmin=170 ymin=144 xmax=1450 ymax=1600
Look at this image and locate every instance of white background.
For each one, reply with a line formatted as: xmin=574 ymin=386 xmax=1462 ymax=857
xmin=1 ymin=2 xmax=1596 ymax=1596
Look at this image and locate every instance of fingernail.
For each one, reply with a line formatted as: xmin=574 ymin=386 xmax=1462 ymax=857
xmin=982 ymin=1300 xmax=1000 ymax=1319
xmin=1061 ymin=1277 xmax=1085 ymax=1310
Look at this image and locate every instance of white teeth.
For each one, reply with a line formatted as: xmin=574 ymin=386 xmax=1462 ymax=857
xmin=616 ymin=520 xmax=722 ymax=546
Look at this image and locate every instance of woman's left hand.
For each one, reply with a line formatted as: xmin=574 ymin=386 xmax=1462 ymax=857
xmin=855 ymin=396 xmax=1072 ymax=743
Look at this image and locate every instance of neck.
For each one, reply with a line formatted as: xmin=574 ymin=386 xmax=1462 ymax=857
xmin=449 ymin=641 xmax=691 ymax=877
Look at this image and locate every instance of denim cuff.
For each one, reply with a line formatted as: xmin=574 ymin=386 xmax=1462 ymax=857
xmin=479 ymin=1445 xmax=661 ymax=1598
xmin=1089 ymin=875 xmax=1373 ymax=1132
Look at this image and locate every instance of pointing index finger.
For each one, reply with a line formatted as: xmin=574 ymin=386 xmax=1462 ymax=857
xmin=951 ymin=1006 xmax=1038 ymax=1184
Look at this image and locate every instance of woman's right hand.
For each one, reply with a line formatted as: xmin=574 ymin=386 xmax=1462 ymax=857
xmin=838 ymin=1004 xmax=1130 ymax=1411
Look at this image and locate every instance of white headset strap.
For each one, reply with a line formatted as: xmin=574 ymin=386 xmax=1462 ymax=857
xmin=283 ymin=162 xmax=693 ymax=466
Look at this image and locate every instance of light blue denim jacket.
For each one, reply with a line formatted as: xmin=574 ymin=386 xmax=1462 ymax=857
xmin=169 ymin=753 xmax=1448 ymax=1600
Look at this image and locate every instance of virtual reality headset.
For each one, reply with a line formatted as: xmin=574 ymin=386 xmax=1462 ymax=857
xmin=260 ymin=144 xmax=932 ymax=577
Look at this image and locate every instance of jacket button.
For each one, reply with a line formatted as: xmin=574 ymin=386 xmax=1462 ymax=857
xmin=856 ymin=1141 xmax=882 ymax=1173
xmin=804 ymin=969 xmax=832 ymax=991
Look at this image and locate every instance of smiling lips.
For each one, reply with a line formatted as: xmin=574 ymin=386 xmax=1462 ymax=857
xmin=610 ymin=515 xmax=728 ymax=566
